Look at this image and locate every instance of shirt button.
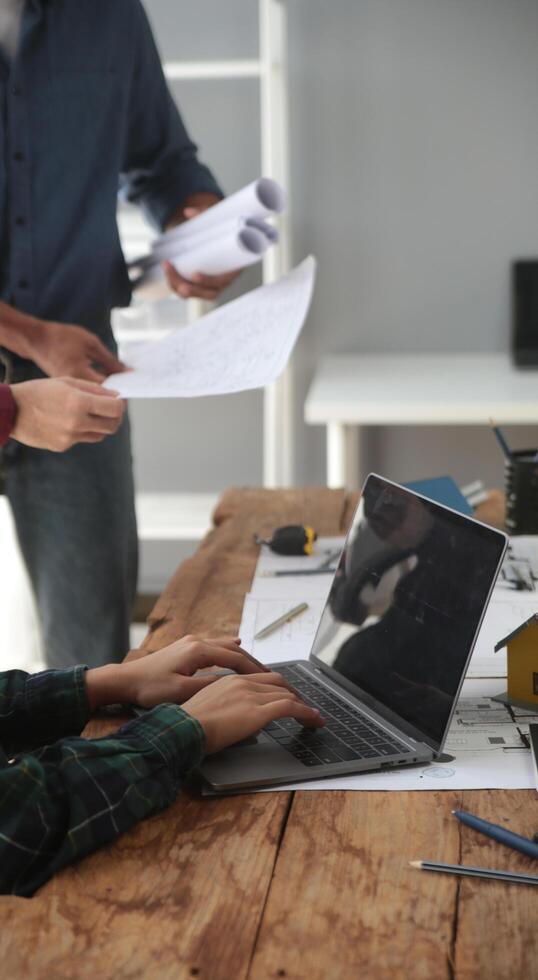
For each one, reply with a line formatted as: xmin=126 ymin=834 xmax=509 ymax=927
xmin=15 ymin=216 xmax=25 ymax=227
xmin=13 ymin=151 xmax=25 ymax=162
xmin=18 ymin=279 xmax=29 ymax=290
xmin=11 ymin=86 xmax=22 ymax=96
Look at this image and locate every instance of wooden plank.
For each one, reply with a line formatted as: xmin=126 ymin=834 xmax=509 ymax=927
xmin=249 ymin=791 xmax=461 ymax=980
xmin=0 ymin=790 xmax=291 ymax=980
xmin=454 ymin=789 xmax=538 ymax=979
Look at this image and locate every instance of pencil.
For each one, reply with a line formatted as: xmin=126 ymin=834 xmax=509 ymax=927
xmin=261 ymin=568 xmax=338 ymax=578
xmin=254 ymin=602 xmax=309 ymax=639
xmin=489 ymin=418 xmax=512 ymax=460
xmin=409 ymin=860 xmax=538 ymax=886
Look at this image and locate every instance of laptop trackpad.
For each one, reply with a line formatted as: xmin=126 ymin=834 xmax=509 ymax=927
xmin=201 ymin=733 xmax=302 ymax=788
xmin=233 ymin=733 xmax=260 ymax=748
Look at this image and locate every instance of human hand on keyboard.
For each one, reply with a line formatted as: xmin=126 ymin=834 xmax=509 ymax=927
xmin=184 ymin=671 xmax=325 ymax=754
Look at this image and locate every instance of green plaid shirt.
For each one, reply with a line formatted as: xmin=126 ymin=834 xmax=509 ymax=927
xmin=0 ymin=666 xmax=205 ymax=897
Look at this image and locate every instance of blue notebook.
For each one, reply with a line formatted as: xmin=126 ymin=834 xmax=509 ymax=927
xmin=404 ymin=476 xmax=473 ymax=516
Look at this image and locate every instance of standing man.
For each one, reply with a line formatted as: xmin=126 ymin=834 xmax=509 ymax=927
xmin=0 ymin=1 xmax=236 ymax=668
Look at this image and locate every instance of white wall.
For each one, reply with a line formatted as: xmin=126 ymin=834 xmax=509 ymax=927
xmin=136 ymin=0 xmax=538 ymax=589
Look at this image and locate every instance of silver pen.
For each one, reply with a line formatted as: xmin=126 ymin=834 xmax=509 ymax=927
xmin=254 ymin=602 xmax=309 ymax=640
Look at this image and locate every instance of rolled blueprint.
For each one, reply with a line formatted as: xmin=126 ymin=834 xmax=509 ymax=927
xmin=170 ymin=224 xmax=269 ymax=278
xmin=129 ymin=177 xmax=285 ymax=297
xmin=150 ymin=217 xmax=249 ymax=263
xmin=156 ymin=177 xmax=285 ymax=250
xmin=132 ymin=225 xmax=270 ymax=299
xmin=245 ymin=217 xmax=279 ymax=242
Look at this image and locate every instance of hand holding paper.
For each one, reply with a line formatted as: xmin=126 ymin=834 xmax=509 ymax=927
xmin=108 ymin=256 xmax=316 ymax=399
xmin=131 ymin=177 xmax=286 ymax=300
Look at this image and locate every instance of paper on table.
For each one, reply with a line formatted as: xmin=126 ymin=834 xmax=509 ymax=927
xmin=467 ymin=537 xmax=538 ymax=677
xmin=248 ymin=535 xmax=345 ymax=601
xmin=107 ymin=256 xmax=316 ymax=399
xmin=497 ymin=534 xmax=538 ymax=593
xmin=239 ymin=595 xmax=327 ymax=664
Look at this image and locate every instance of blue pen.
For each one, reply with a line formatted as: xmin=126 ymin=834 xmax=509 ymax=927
xmin=453 ymin=809 xmax=538 ymax=861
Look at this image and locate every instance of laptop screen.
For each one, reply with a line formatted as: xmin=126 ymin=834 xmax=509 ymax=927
xmin=310 ymin=474 xmax=506 ymax=750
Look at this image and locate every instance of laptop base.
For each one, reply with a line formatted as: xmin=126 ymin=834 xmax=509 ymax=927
xmin=198 ymin=659 xmax=433 ymax=794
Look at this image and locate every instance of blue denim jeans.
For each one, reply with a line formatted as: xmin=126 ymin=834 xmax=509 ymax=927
xmin=1 ymin=413 xmax=138 ymax=669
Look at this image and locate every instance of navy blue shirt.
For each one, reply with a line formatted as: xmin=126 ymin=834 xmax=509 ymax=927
xmin=0 ymin=0 xmax=221 ymax=340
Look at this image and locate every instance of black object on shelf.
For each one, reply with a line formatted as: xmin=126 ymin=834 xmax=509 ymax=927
xmin=512 ymin=260 xmax=538 ymax=367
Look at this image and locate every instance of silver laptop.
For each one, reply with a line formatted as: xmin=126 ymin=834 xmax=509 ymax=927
xmin=199 ymin=474 xmax=507 ymax=792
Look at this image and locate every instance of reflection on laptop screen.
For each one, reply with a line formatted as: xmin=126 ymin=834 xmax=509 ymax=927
xmin=310 ymin=475 xmax=505 ymax=748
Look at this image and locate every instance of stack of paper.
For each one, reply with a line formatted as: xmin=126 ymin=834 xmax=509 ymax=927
xmin=130 ymin=177 xmax=286 ymax=299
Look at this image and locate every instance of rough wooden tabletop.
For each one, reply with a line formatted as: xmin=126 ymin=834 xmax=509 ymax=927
xmin=1 ymin=487 xmax=536 ymax=980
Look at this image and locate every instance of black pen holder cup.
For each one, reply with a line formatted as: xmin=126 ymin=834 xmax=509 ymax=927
xmin=505 ymin=450 xmax=538 ymax=534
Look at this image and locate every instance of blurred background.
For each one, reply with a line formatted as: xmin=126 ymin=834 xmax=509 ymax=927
xmin=126 ymin=0 xmax=538 ymax=594
xmin=3 ymin=0 xmax=538 ymax=664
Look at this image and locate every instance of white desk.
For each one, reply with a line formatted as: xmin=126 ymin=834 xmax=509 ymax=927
xmin=304 ymin=352 xmax=538 ymax=487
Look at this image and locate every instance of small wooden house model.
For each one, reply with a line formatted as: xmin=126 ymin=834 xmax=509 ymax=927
xmin=494 ymin=613 xmax=538 ymax=711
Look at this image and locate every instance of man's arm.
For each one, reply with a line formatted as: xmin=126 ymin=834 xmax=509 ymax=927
xmin=120 ymin=3 xmax=240 ymax=300
xmin=0 ymin=301 xmax=125 ymax=382
xmin=121 ymin=1 xmax=222 ymax=232
xmin=0 ymin=379 xmax=125 ymax=452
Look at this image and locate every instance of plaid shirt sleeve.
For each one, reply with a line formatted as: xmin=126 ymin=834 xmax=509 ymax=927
xmin=0 ymin=385 xmax=16 ymax=446
xmin=120 ymin=1 xmax=222 ymax=231
xmin=0 ymin=667 xmax=91 ymax=756
xmin=0 ymin=669 xmax=205 ymax=897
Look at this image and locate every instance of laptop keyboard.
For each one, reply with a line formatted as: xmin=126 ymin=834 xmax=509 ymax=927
xmin=263 ymin=664 xmax=411 ymax=767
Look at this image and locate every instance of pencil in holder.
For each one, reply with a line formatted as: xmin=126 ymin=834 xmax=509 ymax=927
xmin=505 ymin=449 xmax=538 ymax=534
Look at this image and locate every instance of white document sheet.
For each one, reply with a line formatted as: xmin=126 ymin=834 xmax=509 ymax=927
xmin=240 ymin=595 xmax=327 ymax=665
xmin=248 ymin=536 xmax=345 ymax=601
xmin=239 ymin=536 xmax=345 ymax=659
xmin=107 ymin=256 xmax=316 ymax=398
xmin=497 ymin=535 xmax=538 ymax=593
xmin=467 ymin=537 xmax=538 ymax=677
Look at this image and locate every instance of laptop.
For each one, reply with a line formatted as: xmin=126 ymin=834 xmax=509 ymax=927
xmin=199 ymin=474 xmax=507 ymax=793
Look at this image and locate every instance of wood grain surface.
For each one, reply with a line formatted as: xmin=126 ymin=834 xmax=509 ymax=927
xmin=0 ymin=486 xmax=535 ymax=980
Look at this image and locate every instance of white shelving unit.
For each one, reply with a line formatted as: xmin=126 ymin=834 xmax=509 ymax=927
xmin=116 ymin=0 xmax=292 ymax=544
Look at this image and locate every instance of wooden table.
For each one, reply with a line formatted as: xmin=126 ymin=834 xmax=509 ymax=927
xmin=304 ymin=353 xmax=538 ymax=487
xmin=0 ymin=487 xmax=536 ymax=979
